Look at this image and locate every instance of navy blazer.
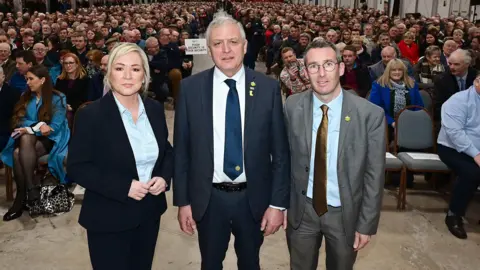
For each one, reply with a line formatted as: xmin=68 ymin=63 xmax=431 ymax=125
xmin=369 ymin=81 xmax=424 ymax=125
xmin=173 ymin=67 xmax=290 ymax=222
xmin=433 ymin=68 xmax=476 ymax=121
xmin=87 ymin=72 xmax=104 ymax=101
xmin=67 ymin=92 xmax=173 ymax=232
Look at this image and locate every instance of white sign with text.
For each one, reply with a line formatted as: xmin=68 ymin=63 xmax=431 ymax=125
xmin=185 ymin=39 xmax=208 ymax=55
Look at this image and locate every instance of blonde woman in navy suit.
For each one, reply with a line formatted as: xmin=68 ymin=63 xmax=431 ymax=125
xmin=67 ymin=43 xmax=173 ymax=270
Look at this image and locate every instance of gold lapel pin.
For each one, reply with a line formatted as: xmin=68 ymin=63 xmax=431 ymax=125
xmin=251 ymin=82 xmax=256 ymax=87
xmin=345 ymin=116 xmax=351 ymax=122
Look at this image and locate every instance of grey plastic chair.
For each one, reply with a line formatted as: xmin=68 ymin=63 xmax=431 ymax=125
xmin=394 ymin=105 xmax=450 ymax=210
xmin=419 ymin=90 xmax=433 ymax=113
xmin=385 ymin=119 xmax=403 ymax=172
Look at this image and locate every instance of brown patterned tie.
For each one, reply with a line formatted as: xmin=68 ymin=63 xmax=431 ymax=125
xmin=313 ymin=104 xmax=329 ymax=216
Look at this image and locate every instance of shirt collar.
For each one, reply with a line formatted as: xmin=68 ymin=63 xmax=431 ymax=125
xmin=457 ymin=73 xmax=468 ymax=82
xmin=113 ymin=93 xmax=145 ymax=117
xmin=312 ymin=89 xmax=343 ymax=113
xmin=213 ymin=65 xmax=245 ymax=84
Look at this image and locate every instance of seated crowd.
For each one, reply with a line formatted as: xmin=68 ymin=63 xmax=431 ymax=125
xmin=0 ymin=2 xmax=479 ymax=239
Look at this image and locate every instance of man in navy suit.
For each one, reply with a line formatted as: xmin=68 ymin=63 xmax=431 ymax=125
xmin=173 ymin=10 xmax=290 ymax=270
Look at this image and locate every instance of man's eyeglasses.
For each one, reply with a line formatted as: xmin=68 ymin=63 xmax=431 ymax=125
xmin=306 ymin=61 xmax=339 ymax=73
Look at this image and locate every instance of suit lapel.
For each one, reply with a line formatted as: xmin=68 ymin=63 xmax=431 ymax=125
xmin=244 ymin=68 xmax=256 ymax=134
xmin=202 ymin=68 xmax=215 ymax=159
xmin=337 ymin=91 xmax=354 ymax=163
xmin=303 ymin=92 xmax=313 ymax=158
xmin=101 ymin=92 xmax=138 ymax=178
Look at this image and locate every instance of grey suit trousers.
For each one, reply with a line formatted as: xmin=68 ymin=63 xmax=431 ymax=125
xmin=286 ymin=199 xmax=357 ymax=270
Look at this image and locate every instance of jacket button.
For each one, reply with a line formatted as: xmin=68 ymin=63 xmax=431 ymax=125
xmin=301 ymin=190 xmax=306 ymax=195
xmin=305 ymin=167 xmax=309 ymax=172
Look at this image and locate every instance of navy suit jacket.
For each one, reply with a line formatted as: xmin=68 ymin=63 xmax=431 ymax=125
xmin=173 ymin=67 xmax=290 ymax=222
xmin=67 ymin=92 xmax=173 ymax=232
xmin=87 ymin=72 xmax=104 ymax=101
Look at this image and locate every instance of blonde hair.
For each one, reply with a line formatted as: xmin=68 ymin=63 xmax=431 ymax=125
xmin=103 ymin=42 xmax=150 ymax=95
xmin=377 ymin=59 xmax=415 ymax=89
xmin=403 ymin=31 xmax=415 ymax=40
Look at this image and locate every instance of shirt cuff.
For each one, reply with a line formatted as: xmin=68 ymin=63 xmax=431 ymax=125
xmin=464 ymin=146 xmax=480 ymax=159
xmin=269 ymin=205 xmax=286 ymax=211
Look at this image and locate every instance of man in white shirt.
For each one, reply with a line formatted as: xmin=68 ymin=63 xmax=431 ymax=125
xmin=174 ymin=10 xmax=290 ymax=270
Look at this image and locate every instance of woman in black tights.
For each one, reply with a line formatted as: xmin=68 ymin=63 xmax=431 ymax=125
xmin=1 ymin=65 xmax=70 ymax=221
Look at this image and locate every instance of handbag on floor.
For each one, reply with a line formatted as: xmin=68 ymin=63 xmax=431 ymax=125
xmin=28 ymin=172 xmax=75 ymax=217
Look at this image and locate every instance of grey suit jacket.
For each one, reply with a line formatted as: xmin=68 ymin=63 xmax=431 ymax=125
xmin=368 ymin=59 xmax=414 ymax=82
xmin=284 ymin=90 xmax=386 ymax=245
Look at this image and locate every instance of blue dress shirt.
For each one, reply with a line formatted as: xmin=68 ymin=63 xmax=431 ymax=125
xmin=113 ymin=94 xmax=159 ymax=183
xmin=307 ymin=91 xmax=343 ymax=207
xmin=438 ymin=86 xmax=480 ymax=158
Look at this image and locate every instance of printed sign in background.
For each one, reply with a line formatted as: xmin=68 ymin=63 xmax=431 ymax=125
xmin=185 ymin=39 xmax=208 ymax=55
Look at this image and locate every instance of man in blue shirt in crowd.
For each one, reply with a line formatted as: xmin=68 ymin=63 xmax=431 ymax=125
xmin=437 ymin=72 xmax=480 ymax=240
xmin=9 ymin=50 xmax=37 ymax=93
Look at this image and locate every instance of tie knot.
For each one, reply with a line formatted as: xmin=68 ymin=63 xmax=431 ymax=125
xmin=225 ymin=79 xmax=236 ymax=89
xmin=321 ymin=104 xmax=328 ymax=115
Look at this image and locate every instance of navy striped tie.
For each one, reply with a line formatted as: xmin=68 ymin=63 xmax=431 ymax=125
xmin=223 ymin=79 xmax=243 ymax=180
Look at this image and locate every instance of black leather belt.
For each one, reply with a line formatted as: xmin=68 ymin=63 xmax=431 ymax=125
xmin=212 ymin=182 xmax=247 ymax=192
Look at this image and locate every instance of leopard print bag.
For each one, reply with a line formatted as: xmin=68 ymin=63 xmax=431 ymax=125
xmin=29 ymin=173 xmax=75 ymax=217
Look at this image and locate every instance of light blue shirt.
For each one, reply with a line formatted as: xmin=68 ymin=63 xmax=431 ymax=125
xmin=113 ymin=94 xmax=159 ymax=183
xmin=307 ymin=91 xmax=343 ymax=207
xmin=438 ymin=85 xmax=480 ymax=158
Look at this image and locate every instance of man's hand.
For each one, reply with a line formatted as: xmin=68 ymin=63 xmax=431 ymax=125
xmin=128 ymin=180 xmax=152 ymax=201
xmin=178 ymin=205 xmax=197 ymax=236
xmin=147 ymin=177 xmax=167 ymax=195
xmin=474 ymin=154 xmax=480 ymax=167
xmin=260 ymin=207 xmax=285 ymax=236
xmin=353 ymin=231 xmax=371 ymax=251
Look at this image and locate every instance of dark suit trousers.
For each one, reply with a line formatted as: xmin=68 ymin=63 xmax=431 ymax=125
xmin=438 ymin=145 xmax=480 ymax=216
xmin=197 ymin=187 xmax=264 ymax=270
xmin=287 ymin=199 xmax=357 ymax=270
xmin=86 ymin=218 xmax=160 ymax=270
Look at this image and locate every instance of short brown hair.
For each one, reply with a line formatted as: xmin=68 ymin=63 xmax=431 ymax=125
xmin=281 ymin=47 xmax=294 ymax=55
xmin=343 ymin=45 xmax=357 ymax=55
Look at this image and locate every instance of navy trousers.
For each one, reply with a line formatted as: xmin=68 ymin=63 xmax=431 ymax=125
xmin=87 ymin=219 xmax=160 ymax=270
xmin=197 ymin=187 xmax=264 ymax=270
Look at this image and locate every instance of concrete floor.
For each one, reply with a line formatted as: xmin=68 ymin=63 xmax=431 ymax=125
xmin=1 ymin=54 xmax=480 ymax=270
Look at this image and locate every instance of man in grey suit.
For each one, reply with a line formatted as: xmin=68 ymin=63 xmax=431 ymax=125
xmin=368 ymin=46 xmax=414 ymax=82
xmin=284 ymin=39 xmax=386 ymax=270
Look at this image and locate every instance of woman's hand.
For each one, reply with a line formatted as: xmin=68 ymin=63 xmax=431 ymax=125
xmin=12 ymin=128 xmax=27 ymax=137
xmin=40 ymin=125 xmax=53 ymax=136
xmin=147 ymin=177 xmax=168 ymax=195
xmin=128 ymin=180 xmax=151 ymax=201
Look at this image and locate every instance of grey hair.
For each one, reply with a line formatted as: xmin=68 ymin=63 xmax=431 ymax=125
xmin=205 ymin=10 xmax=246 ymax=46
xmin=303 ymin=39 xmax=342 ymax=65
xmin=104 ymin=42 xmax=151 ymax=96
xmin=381 ymin=46 xmax=397 ymax=57
xmin=424 ymin=45 xmax=441 ymax=57
xmin=449 ymin=49 xmax=472 ymax=65
xmin=282 ymin=25 xmax=290 ymax=31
